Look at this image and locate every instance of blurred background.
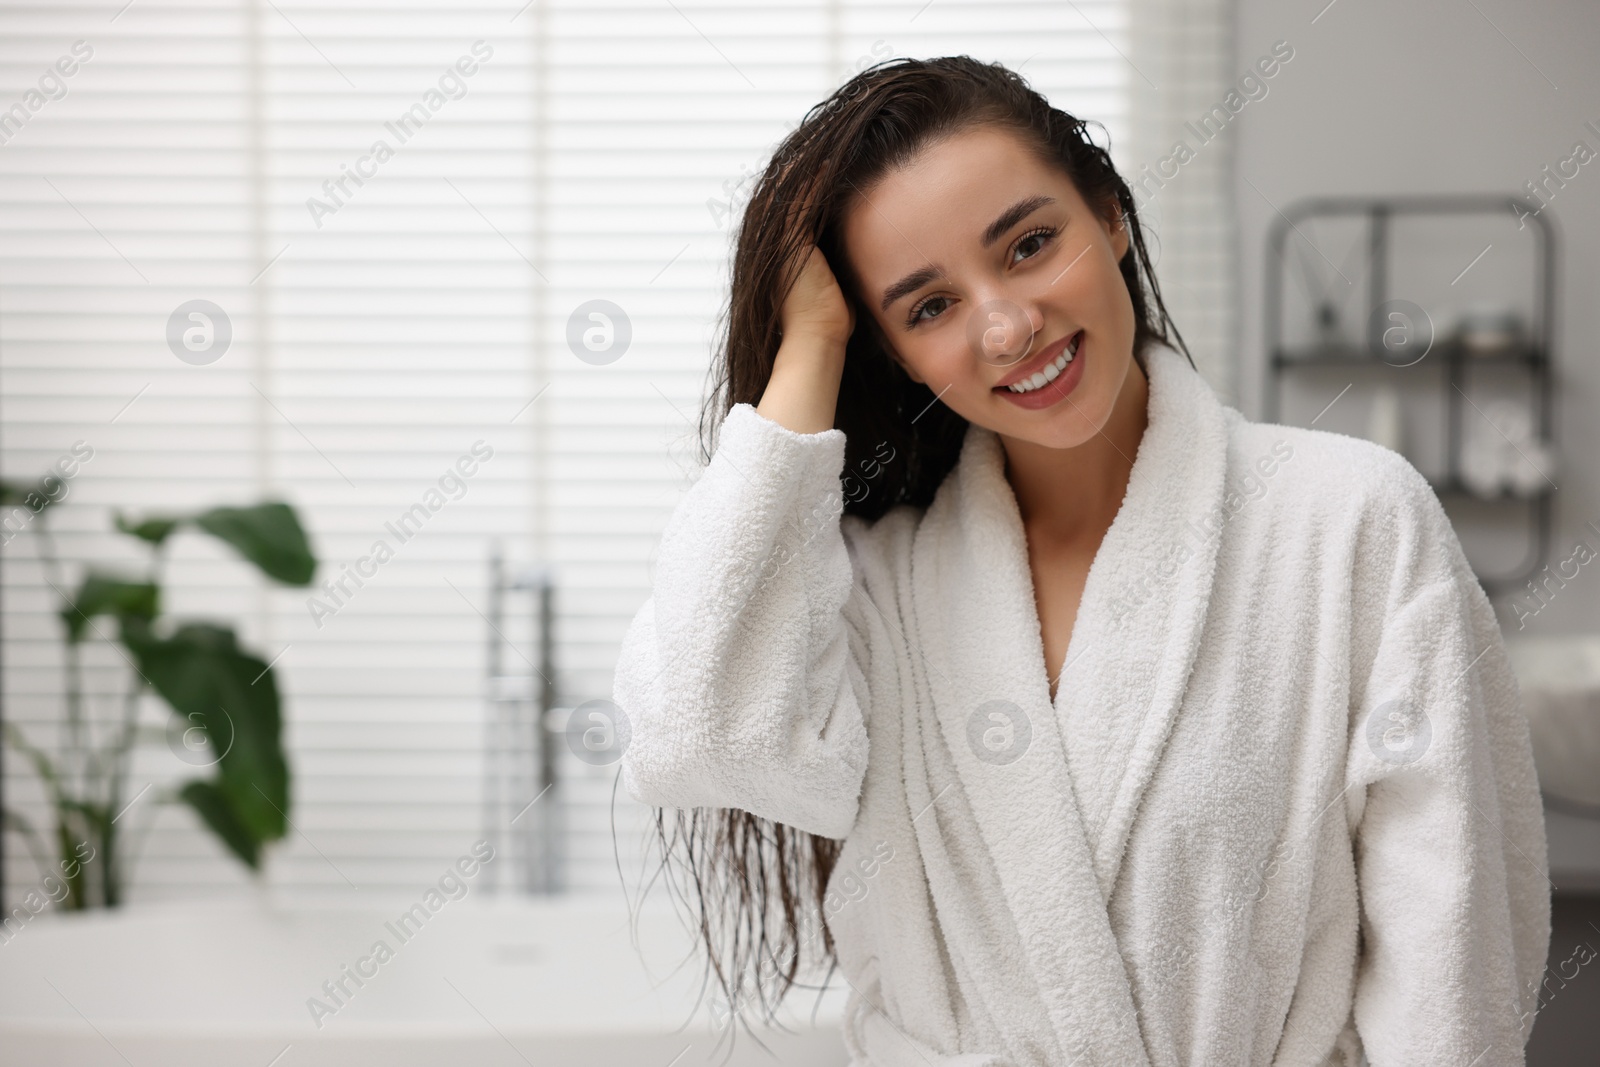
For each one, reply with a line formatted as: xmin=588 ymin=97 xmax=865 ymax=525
xmin=0 ymin=0 xmax=1596 ymax=1064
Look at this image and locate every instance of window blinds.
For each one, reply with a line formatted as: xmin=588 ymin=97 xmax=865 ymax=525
xmin=1 ymin=0 xmax=1140 ymax=904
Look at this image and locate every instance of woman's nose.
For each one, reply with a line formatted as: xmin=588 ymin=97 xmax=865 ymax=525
xmin=965 ymin=292 xmax=1044 ymax=367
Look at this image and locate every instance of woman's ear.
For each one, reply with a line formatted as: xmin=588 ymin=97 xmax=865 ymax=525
xmin=1105 ymin=203 xmax=1130 ymax=261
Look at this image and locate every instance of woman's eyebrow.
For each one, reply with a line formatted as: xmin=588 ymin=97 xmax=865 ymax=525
xmin=878 ymin=194 xmax=1058 ymax=313
xmin=980 ymin=194 xmax=1055 ymax=247
xmin=880 ymin=264 xmax=943 ymax=313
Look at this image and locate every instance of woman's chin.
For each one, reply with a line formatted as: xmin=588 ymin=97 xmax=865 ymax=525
xmin=983 ymin=384 xmax=1113 ymax=450
xmin=979 ymin=401 xmax=1111 ymax=452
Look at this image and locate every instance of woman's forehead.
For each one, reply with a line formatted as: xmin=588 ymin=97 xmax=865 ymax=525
xmin=839 ymin=128 xmax=1082 ymax=289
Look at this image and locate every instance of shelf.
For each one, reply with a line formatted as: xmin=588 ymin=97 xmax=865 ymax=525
xmin=1263 ymin=194 xmax=1557 ymax=595
xmin=1430 ymin=478 xmax=1555 ymax=502
xmin=1272 ymin=338 xmax=1546 ymax=368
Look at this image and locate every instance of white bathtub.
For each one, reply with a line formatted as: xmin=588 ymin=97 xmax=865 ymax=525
xmin=0 ymin=893 xmax=849 ymax=1066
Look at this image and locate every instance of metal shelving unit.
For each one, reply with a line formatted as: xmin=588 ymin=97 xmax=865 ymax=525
xmin=1264 ymin=194 xmax=1557 ymax=595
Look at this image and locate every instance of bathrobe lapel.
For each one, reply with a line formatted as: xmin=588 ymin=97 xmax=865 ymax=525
xmin=1050 ymin=344 xmax=1231 ymax=900
xmin=905 ymin=345 xmax=1228 ymax=1063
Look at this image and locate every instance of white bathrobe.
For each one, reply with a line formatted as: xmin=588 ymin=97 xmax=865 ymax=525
xmin=614 ymin=343 xmax=1552 ymax=1067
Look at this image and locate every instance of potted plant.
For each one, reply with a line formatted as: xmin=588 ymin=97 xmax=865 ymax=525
xmin=2 ymin=474 xmax=316 ymax=908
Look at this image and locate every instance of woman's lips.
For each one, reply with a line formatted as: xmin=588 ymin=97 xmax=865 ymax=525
xmin=993 ymin=330 xmax=1086 ymax=410
xmin=993 ymin=329 xmax=1079 ymax=389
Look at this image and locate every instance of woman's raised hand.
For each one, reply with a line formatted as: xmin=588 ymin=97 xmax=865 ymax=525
xmin=758 ymin=244 xmax=854 ymax=436
xmin=780 ymin=243 xmax=854 ymax=347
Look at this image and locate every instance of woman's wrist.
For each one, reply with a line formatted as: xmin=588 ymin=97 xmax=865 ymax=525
xmin=756 ymin=331 xmax=847 ymax=435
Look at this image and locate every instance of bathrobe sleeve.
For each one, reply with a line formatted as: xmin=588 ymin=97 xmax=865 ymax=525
xmin=1344 ymin=465 xmax=1551 ymax=1065
xmin=614 ymin=402 xmax=870 ymax=839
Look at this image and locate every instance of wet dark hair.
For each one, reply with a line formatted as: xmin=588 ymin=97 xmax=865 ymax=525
xmin=641 ymin=54 xmax=1192 ymax=1047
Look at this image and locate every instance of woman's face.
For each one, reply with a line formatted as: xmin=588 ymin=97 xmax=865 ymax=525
xmin=840 ymin=125 xmax=1138 ymax=450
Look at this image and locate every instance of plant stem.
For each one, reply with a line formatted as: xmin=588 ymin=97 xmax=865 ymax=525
xmin=99 ymin=673 xmax=144 ymax=909
xmin=54 ymin=814 xmax=86 ymax=909
xmin=93 ymin=805 xmax=116 ymax=908
xmin=34 ymin=516 xmax=86 ymax=798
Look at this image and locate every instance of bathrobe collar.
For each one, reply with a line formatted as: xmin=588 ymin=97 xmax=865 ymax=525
xmin=905 ymin=343 xmax=1229 ymax=1063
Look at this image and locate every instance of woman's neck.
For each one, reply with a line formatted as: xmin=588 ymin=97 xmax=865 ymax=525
xmin=998 ymin=353 xmax=1150 ymax=548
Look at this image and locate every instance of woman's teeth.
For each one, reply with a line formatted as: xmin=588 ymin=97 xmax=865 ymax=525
xmin=1005 ymin=332 xmax=1080 ymax=393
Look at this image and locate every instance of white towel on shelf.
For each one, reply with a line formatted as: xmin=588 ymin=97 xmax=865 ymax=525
xmin=615 ymin=343 xmax=1551 ymax=1067
xmin=1460 ymin=397 xmax=1558 ymax=499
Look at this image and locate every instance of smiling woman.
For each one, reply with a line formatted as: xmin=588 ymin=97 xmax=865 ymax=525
xmin=841 ymin=131 xmax=1139 ymax=435
xmin=616 ymin=54 xmax=1549 ymax=1067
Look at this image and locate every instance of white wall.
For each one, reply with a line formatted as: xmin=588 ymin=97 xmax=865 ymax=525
xmin=1232 ymin=0 xmax=1600 ymax=635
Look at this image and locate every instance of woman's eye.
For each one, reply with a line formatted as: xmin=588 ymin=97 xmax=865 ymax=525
xmin=908 ymin=295 xmax=950 ymax=326
xmin=1012 ymin=227 xmax=1056 ymax=264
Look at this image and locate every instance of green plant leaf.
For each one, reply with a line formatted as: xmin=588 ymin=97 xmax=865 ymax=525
xmin=193 ymin=503 xmax=316 ymax=586
xmin=0 ymin=476 xmax=66 ymax=516
xmin=177 ymin=780 xmax=261 ymax=869
xmin=129 ymin=623 xmax=289 ymax=844
xmin=114 ymin=511 xmax=181 ymax=546
xmin=61 ymin=571 xmax=159 ymax=643
xmin=0 ymin=480 xmax=35 ymax=506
